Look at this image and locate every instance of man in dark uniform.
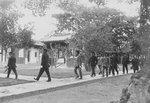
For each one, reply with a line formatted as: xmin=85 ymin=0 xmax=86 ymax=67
xmin=110 ymin=53 xmax=119 ymax=76
xmin=89 ymin=52 xmax=98 ymax=77
xmin=131 ymin=56 xmax=139 ymax=73
xmin=122 ymin=53 xmax=129 ymax=74
xmin=109 ymin=54 xmax=113 ymax=75
xmin=34 ymin=48 xmax=51 ymax=82
xmin=7 ymin=52 xmax=18 ymax=79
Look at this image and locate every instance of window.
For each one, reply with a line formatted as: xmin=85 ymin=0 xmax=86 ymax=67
xmin=35 ymin=52 xmax=37 ymax=57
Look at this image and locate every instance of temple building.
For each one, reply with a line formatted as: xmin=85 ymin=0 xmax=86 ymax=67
xmin=40 ymin=32 xmax=74 ymax=67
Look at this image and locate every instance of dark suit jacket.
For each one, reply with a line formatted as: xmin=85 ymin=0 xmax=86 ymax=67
xmin=7 ymin=56 xmax=16 ymax=68
xmin=89 ymin=56 xmax=98 ymax=66
xmin=41 ymin=52 xmax=49 ymax=68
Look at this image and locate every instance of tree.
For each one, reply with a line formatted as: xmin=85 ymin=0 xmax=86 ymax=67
xmin=138 ymin=0 xmax=150 ymax=64
xmin=0 ymin=14 xmax=17 ymax=49
xmin=54 ymin=2 xmax=139 ymax=54
xmin=89 ymin=0 xmax=105 ymax=5
xmin=16 ymin=27 xmax=34 ymax=48
xmin=130 ymin=40 xmax=141 ymax=55
xmin=0 ymin=0 xmax=19 ymax=50
xmin=90 ymin=0 xmax=140 ymax=5
xmin=124 ymin=1 xmax=150 ymax=102
xmin=109 ymin=18 xmax=137 ymax=52
xmin=24 ymin=0 xmax=52 ymax=16
xmin=0 ymin=0 xmax=14 ymax=10
xmin=24 ymin=0 xmax=81 ymax=16
xmin=53 ymin=2 xmax=130 ymax=71
xmin=54 ymin=5 xmax=124 ymax=52
xmin=0 ymin=0 xmax=34 ymax=51
xmin=0 ymin=0 xmax=18 ymax=61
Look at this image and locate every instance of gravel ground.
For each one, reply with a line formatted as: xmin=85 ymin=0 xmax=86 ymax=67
xmin=4 ymin=74 xmax=132 ymax=103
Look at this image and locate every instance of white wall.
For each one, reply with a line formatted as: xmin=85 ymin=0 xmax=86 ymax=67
xmin=26 ymin=48 xmax=41 ymax=64
xmin=0 ymin=47 xmax=10 ymax=66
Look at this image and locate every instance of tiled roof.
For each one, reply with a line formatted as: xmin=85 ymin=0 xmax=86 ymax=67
xmin=40 ymin=33 xmax=72 ymax=42
xmin=34 ymin=41 xmax=45 ymax=46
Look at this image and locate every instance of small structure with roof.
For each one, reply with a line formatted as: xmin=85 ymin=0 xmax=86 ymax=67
xmin=15 ymin=41 xmax=44 ymax=64
xmin=40 ymin=32 xmax=74 ymax=66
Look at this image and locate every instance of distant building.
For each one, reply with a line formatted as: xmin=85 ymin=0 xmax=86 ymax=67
xmin=16 ymin=41 xmax=44 ymax=64
xmin=0 ymin=41 xmax=44 ymax=65
xmin=41 ymin=32 xmax=72 ymax=58
xmin=40 ymin=32 xmax=74 ymax=66
xmin=0 ymin=46 xmax=9 ymax=65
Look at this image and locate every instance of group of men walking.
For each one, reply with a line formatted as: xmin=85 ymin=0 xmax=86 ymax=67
xmin=6 ymin=47 xmax=141 ymax=81
xmin=91 ymin=53 xmax=120 ymax=77
xmin=74 ymin=50 xmax=141 ymax=79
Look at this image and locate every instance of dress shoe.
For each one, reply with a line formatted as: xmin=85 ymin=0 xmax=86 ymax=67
xmin=34 ymin=77 xmax=39 ymax=81
xmin=75 ymin=76 xmax=79 ymax=79
xmin=47 ymin=79 xmax=51 ymax=82
xmin=78 ymin=77 xmax=82 ymax=79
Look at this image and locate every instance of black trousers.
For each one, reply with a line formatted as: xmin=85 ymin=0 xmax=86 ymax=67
xmin=112 ymin=64 xmax=119 ymax=75
xmin=123 ymin=64 xmax=128 ymax=74
xmin=91 ymin=65 xmax=96 ymax=76
xmin=7 ymin=67 xmax=18 ymax=79
xmin=36 ymin=67 xmax=51 ymax=80
xmin=133 ymin=66 xmax=139 ymax=73
xmin=74 ymin=65 xmax=82 ymax=78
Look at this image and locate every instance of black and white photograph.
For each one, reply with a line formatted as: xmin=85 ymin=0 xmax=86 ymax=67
xmin=0 ymin=0 xmax=150 ymax=103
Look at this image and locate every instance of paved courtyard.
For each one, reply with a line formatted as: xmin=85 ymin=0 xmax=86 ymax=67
xmin=0 ymin=77 xmax=33 ymax=87
xmin=2 ymin=74 xmax=132 ymax=103
xmin=0 ymin=63 xmax=133 ymax=103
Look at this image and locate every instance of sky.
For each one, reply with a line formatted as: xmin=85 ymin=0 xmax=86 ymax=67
xmin=13 ymin=0 xmax=140 ymax=40
xmin=14 ymin=0 xmax=64 ymax=40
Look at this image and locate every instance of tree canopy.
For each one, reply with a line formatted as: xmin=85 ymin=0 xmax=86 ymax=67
xmin=0 ymin=0 xmax=34 ymax=50
xmin=53 ymin=1 xmax=138 ymax=55
xmin=24 ymin=0 xmax=52 ymax=16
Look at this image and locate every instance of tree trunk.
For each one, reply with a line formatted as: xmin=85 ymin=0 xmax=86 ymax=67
xmin=4 ymin=48 xmax=7 ymax=62
xmin=1 ymin=47 xmax=3 ymax=62
xmin=116 ymin=0 xmax=150 ymax=103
